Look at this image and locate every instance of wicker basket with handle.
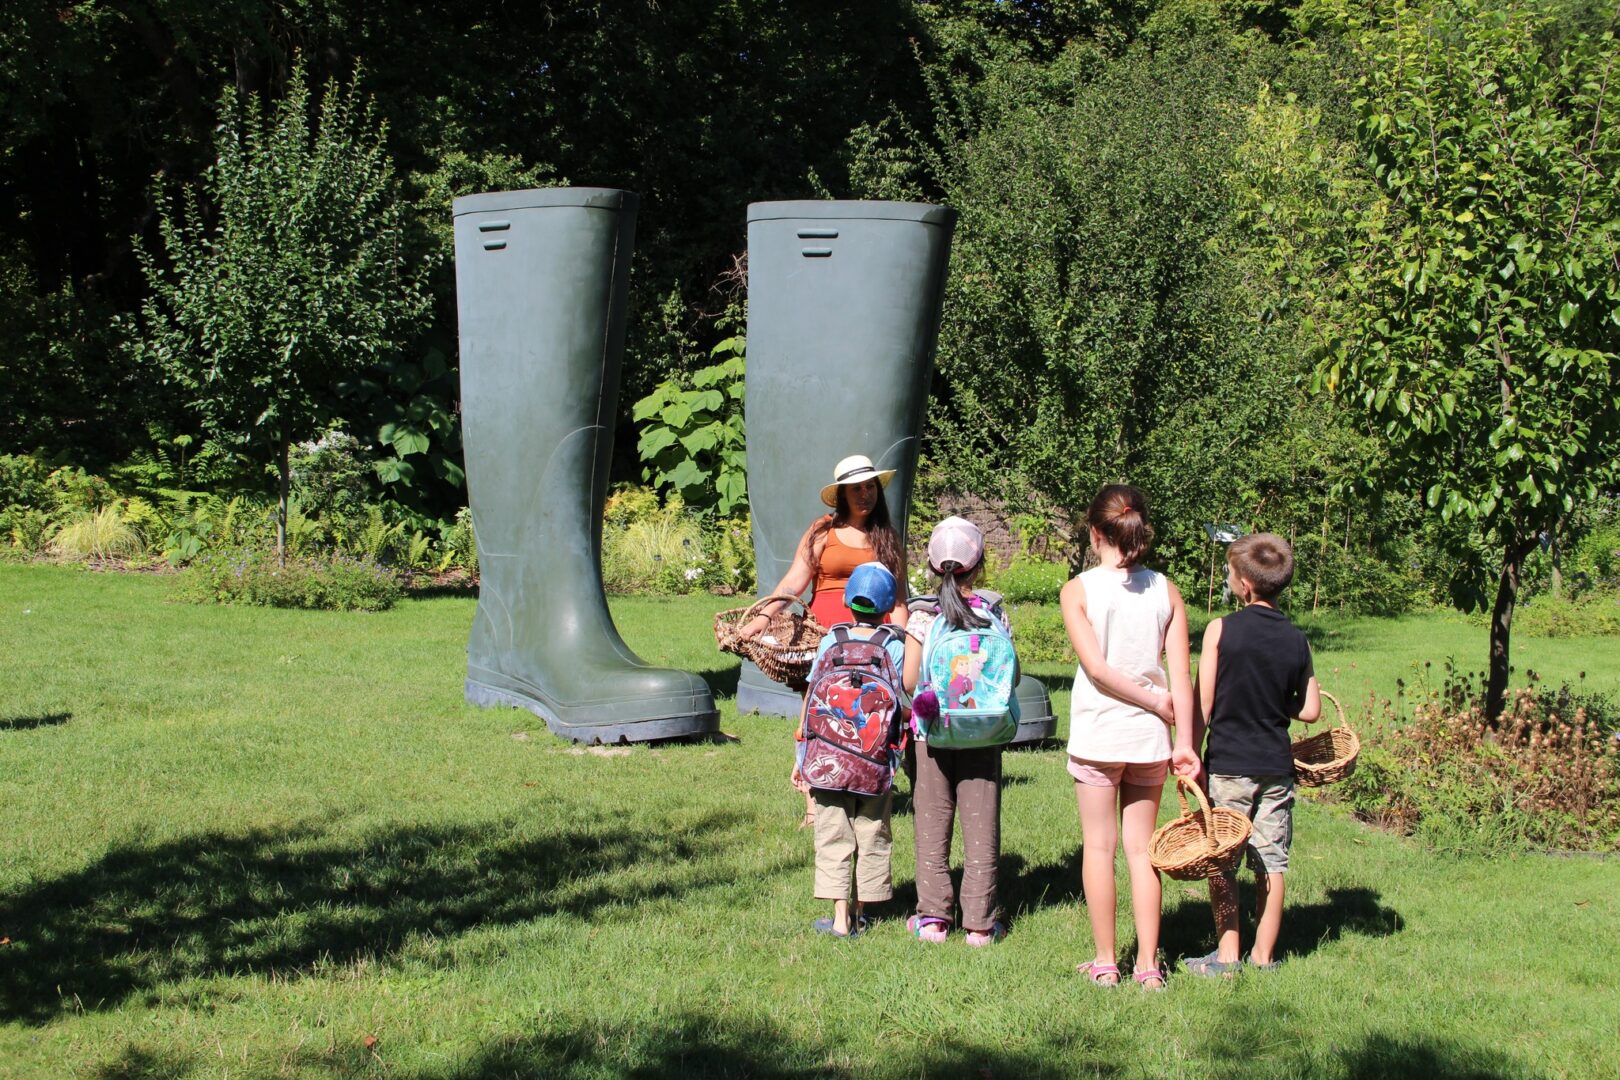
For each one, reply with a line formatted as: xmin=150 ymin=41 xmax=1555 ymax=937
xmin=1148 ymin=776 xmax=1253 ymax=881
xmin=1291 ymin=689 xmax=1359 ymax=787
xmin=713 ymin=593 xmax=827 ymax=692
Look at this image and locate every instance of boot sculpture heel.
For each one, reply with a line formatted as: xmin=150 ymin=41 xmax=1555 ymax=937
xmin=454 ymin=188 xmax=717 ymax=743
xmin=739 ymin=200 xmax=1055 ymax=744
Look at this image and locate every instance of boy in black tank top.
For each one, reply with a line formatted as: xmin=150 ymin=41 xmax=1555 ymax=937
xmin=1184 ymin=534 xmax=1322 ymax=977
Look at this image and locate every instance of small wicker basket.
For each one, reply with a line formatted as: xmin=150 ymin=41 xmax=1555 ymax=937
xmin=1149 ymin=777 xmax=1253 ymax=881
xmin=1291 ymin=690 xmax=1359 ymax=787
xmin=713 ymin=593 xmax=827 ymax=692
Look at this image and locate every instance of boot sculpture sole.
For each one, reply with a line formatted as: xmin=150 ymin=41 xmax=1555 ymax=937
xmin=454 ymin=188 xmax=717 ymax=743
xmin=738 ymin=200 xmax=1055 ymax=745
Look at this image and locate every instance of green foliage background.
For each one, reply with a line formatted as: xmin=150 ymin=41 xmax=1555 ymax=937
xmin=1 ymin=0 xmax=1615 ymax=622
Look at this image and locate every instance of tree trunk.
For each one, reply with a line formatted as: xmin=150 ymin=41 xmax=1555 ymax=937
xmin=1486 ymin=535 xmax=1538 ymax=723
xmin=276 ymin=439 xmax=290 ymax=568
xmin=1550 ymin=527 xmax=1562 ymax=599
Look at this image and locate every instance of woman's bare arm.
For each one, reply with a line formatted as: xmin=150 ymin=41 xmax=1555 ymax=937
xmin=740 ymin=521 xmax=822 ymax=638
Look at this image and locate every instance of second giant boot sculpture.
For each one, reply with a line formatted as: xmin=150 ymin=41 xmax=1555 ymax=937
xmin=454 ymin=188 xmax=717 ymax=743
xmin=740 ymin=199 xmax=1057 ymax=744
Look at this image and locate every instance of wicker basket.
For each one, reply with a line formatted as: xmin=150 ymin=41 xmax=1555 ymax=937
xmin=1148 ymin=777 xmax=1253 ymax=881
xmin=713 ymin=593 xmax=827 ymax=692
xmin=1292 ymin=690 xmax=1360 ymax=787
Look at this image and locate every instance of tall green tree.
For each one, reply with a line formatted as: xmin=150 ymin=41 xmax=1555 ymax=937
xmin=1298 ymin=0 xmax=1620 ymax=718
xmin=865 ymin=36 xmax=1308 ymax=575
xmin=129 ymin=60 xmax=428 ymax=561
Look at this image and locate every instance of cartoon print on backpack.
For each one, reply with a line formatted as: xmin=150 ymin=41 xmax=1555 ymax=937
xmin=801 ymin=625 xmax=905 ymax=796
xmin=945 ymin=652 xmax=979 ymax=710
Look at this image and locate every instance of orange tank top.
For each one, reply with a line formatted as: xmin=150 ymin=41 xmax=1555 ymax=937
xmin=814 ymin=525 xmax=874 ymax=593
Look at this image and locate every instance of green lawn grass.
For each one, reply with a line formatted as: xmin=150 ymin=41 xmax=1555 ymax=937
xmin=2 ymin=563 xmax=1617 ymax=1078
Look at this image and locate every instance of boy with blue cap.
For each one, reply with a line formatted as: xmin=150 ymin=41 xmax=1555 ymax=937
xmin=793 ymin=561 xmax=908 ymax=937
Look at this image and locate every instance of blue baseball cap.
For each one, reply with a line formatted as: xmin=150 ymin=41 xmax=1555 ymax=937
xmin=844 ymin=561 xmax=897 ymax=615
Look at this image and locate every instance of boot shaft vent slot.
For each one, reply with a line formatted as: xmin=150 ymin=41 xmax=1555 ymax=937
xmin=479 ymin=220 xmax=512 ymax=232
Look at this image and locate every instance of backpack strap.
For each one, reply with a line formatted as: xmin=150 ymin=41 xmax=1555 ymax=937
xmin=867 ymin=624 xmax=901 ymax=651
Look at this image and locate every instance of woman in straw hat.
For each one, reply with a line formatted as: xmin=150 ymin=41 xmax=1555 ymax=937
xmin=741 ymin=453 xmax=910 ymax=824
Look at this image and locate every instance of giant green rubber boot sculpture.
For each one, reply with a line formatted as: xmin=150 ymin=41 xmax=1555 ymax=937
xmin=454 ymin=188 xmax=718 ymax=743
xmin=740 ymin=200 xmax=1056 ymax=743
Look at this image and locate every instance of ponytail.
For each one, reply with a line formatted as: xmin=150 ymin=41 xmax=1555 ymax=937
xmin=934 ymin=562 xmax=990 ymax=630
xmin=1086 ymin=484 xmax=1154 ymax=567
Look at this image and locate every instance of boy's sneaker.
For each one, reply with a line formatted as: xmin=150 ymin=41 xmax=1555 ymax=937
xmin=1183 ymin=950 xmax=1242 ymax=978
xmin=907 ymin=915 xmax=949 ymax=943
xmin=965 ymin=921 xmax=1007 ymax=947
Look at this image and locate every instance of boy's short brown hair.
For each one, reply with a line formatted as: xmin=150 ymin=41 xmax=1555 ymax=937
xmin=1228 ymin=533 xmax=1294 ymax=601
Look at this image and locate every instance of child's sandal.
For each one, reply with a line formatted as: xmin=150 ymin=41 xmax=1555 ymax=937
xmin=1133 ymin=968 xmax=1168 ymax=992
xmin=907 ymin=915 xmax=949 ymax=943
xmin=965 ymin=921 xmax=1007 ymax=948
xmin=1076 ymin=961 xmax=1121 ymax=986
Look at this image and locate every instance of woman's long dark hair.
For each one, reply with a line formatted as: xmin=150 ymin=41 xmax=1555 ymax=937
xmin=805 ymin=484 xmax=905 ymax=587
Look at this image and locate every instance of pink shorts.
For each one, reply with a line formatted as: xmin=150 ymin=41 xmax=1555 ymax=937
xmin=1068 ymin=755 xmax=1169 ymax=788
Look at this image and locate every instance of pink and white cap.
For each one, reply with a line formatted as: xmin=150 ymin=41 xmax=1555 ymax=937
xmin=927 ymin=516 xmax=984 ymax=574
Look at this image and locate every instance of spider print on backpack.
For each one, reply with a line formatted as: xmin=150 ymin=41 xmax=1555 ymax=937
xmin=800 ymin=625 xmax=906 ymax=797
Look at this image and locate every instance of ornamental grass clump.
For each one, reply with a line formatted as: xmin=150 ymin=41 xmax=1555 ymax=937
xmin=178 ymin=549 xmax=402 ymax=611
xmin=1340 ymin=666 xmax=1620 ymax=853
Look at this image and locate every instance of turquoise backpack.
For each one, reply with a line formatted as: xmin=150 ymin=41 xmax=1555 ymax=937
xmin=914 ymin=592 xmax=1020 ymax=749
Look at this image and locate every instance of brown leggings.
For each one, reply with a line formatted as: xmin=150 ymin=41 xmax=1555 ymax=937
xmin=911 ymin=739 xmax=1002 ymax=931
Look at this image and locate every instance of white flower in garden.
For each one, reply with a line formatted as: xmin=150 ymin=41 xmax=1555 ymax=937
xmin=684 ymin=567 xmax=702 ymax=581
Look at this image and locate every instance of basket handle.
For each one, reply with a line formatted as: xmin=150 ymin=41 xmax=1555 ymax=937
xmin=1293 ymin=688 xmax=1350 ymax=732
xmin=742 ymin=593 xmax=810 ymax=622
xmin=1174 ymin=776 xmax=1218 ymax=846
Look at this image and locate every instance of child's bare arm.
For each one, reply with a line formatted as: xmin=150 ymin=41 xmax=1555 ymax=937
xmin=1164 ymin=581 xmax=1199 ymax=777
xmin=1060 ymin=576 xmax=1173 ymax=719
xmin=1297 ymin=674 xmax=1322 ymax=723
xmin=902 ymin=631 xmax=923 ymax=694
xmin=1196 ymin=616 xmax=1223 ymax=744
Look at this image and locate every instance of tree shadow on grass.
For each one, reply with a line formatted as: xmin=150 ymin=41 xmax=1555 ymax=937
xmin=410 ymin=1012 xmax=1126 ymax=1079
xmin=0 ymin=711 xmax=71 ymax=731
xmin=1001 ymin=848 xmax=1083 ymax=919
xmin=0 ymin=810 xmax=777 ymax=1026
xmin=1204 ymin=1006 xmax=1526 ymax=1079
xmin=1158 ymin=885 xmax=1403 ymax=963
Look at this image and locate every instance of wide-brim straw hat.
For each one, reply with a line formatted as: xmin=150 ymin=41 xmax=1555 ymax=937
xmin=819 ymin=454 xmax=896 ymax=507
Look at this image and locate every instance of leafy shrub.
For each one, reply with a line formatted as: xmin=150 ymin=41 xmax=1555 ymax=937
xmin=995 ymin=557 xmax=1069 ymax=604
xmin=0 ymin=453 xmax=51 ymax=509
xmin=179 ymin=549 xmax=402 ymax=611
xmin=43 ymin=465 xmax=115 ymax=516
xmin=702 ymin=514 xmax=755 ymax=596
xmin=632 ymin=335 xmax=747 ymax=515
xmin=290 ymin=431 xmax=374 ymax=526
xmin=161 ymin=495 xmax=276 ymax=566
xmin=1510 ymin=592 xmax=1620 ymax=638
xmin=1006 ymin=602 xmax=1073 ymax=664
xmin=1337 ymin=669 xmax=1620 ymax=853
xmin=3 ymin=507 xmax=53 ymax=556
xmin=603 ymin=512 xmax=705 ymax=595
xmin=439 ymin=507 xmax=478 ymax=574
xmin=50 ymin=506 xmax=146 ymax=561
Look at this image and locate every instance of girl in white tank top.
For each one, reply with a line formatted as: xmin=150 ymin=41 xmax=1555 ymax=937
xmin=1067 ymin=565 xmax=1174 ymax=762
xmin=1060 ymin=485 xmax=1199 ymax=991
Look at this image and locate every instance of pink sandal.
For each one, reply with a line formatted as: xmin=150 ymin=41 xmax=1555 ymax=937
xmin=907 ymin=915 xmax=949 ymax=943
xmin=1133 ymin=967 xmax=1167 ymax=992
xmin=1076 ymin=960 xmax=1120 ymax=986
